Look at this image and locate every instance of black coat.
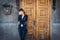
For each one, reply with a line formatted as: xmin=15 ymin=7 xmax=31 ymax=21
xmin=18 ymin=15 xmax=28 ymax=29
xmin=18 ymin=15 xmax=28 ymax=40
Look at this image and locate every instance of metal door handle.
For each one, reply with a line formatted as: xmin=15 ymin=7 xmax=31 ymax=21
xmin=33 ymin=20 xmax=36 ymax=26
xmin=31 ymin=20 xmax=36 ymax=29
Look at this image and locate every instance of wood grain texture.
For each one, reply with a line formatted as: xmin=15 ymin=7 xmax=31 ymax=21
xmin=20 ymin=0 xmax=51 ymax=40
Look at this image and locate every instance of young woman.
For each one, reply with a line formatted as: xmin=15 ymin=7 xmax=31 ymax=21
xmin=18 ymin=8 xmax=28 ymax=40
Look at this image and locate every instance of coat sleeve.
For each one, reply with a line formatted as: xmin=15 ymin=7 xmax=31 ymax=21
xmin=23 ymin=15 xmax=28 ymax=25
xmin=18 ymin=15 xmax=21 ymax=21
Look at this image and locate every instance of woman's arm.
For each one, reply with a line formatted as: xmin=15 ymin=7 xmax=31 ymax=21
xmin=18 ymin=15 xmax=21 ymax=24
xmin=23 ymin=15 xmax=28 ymax=25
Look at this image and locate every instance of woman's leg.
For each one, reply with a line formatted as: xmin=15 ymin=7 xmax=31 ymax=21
xmin=21 ymin=29 xmax=27 ymax=40
xmin=18 ymin=28 xmax=22 ymax=40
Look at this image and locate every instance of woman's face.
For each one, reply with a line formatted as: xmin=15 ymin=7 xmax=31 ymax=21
xmin=19 ymin=11 xmax=24 ymax=15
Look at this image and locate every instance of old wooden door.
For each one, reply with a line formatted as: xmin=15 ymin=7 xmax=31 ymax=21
xmin=36 ymin=0 xmax=51 ymax=40
xmin=20 ymin=0 xmax=51 ymax=40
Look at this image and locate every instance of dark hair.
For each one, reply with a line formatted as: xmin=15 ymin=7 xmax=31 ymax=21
xmin=18 ymin=8 xmax=25 ymax=15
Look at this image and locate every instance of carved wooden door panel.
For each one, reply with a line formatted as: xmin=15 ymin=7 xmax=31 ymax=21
xmin=20 ymin=0 xmax=51 ymax=40
xmin=36 ymin=0 xmax=51 ymax=40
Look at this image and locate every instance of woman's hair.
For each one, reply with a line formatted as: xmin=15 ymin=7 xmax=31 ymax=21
xmin=19 ymin=8 xmax=25 ymax=15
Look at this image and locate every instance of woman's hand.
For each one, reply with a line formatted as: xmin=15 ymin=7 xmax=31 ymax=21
xmin=21 ymin=24 xmax=23 ymax=27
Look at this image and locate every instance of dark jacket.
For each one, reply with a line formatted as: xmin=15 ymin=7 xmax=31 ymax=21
xmin=18 ymin=15 xmax=28 ymax=29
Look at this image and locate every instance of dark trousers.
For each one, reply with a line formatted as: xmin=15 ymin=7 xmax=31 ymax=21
xmin=18 ymin=27 xmax=27 ymax=40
